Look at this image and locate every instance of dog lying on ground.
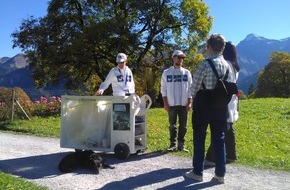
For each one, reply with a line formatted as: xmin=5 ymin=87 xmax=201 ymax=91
xmin=58 ymin=150 xmax=114 ymax=174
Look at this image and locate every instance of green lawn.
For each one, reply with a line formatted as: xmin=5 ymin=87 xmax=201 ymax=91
xmin=0 ymin=171 xmax=48 ymax=190
xmin=147 ymin=98 xmax=290 ymax=171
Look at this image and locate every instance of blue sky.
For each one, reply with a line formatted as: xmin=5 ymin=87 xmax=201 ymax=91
xmin=1 ymin=0 xmax=290 ymax=57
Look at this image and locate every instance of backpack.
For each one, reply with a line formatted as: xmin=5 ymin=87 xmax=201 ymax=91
xmin=204 ymin=59 xmax=238 ymax=108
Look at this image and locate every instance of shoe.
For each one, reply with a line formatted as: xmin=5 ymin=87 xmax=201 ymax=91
xmin=166 ymin=146 xmax=177 ymax=152
xmin=213 ymin=174 xmax=225 ymax=184
xmin=177 ymin=146 xmax=190 ymax=153
xmin=184 ymin=170 xmax=203 ymax=182
xmin=204 ymin=159 xmax=215 ymax=167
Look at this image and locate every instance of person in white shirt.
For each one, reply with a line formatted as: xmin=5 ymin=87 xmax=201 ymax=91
xmin=160 ymin=50 xmax=192 ymax=152
xmin=96 ymin=53 xmax=135 ymax=96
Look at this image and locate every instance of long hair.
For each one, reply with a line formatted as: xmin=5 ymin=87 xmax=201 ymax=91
xmin=223 ymin=42 xmax=240 ymax=72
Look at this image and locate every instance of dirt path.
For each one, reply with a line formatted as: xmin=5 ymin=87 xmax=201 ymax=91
xmin=0 ymin=132 xmax=289 ymax=190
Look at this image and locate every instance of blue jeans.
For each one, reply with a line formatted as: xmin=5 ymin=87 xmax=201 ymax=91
xmin=205 ymin=122 xmax=237 ymax=162
xmin=168 ymin=106 xmax=188 ymax=147
xmin=192 ymin=91 xmax=227 ymax=177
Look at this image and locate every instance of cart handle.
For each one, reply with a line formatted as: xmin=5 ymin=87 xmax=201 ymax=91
xmin=140 ymin=94 xmax=152 ymax=110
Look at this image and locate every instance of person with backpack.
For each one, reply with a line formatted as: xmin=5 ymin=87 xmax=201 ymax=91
xmin=184 ymin=34 xmax=235 ymax=183
xmin=204 ymin=42 xmax=240 ymax=166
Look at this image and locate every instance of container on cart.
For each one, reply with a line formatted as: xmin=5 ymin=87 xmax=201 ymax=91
xmin=60 ymin=94 xmax=152 ymax=159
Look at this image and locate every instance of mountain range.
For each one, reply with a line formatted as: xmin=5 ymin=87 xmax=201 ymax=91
xmin=236 ymin=34 xmax=290 ymax=92
xmin=1 ymin=33 xmax=290 ymax=98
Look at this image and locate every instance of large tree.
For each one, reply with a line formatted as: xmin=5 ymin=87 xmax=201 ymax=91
xmin=255 ymin=52 xmax=290 ymax=98
xmin=12 ymin=0 xmax=212 ymax=94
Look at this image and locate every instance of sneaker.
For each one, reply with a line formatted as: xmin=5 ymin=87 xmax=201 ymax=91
xmin=166 ymin=146 xmax=177 ymax=152
xmin=177 ymin=146 xmax=190 ymax=153
xmin=204 ymin=159 xmax=215 ymax=167
xmin=184 ymin=170 xmax=203 ymax=182
xmin=213 ymin=174 xmax=225 ymax=183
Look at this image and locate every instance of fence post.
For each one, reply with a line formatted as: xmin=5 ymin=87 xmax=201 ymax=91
xmin=11 ymin=90 xmax=15 ymax=121
xmin=11 ymin=89 xmax=31 ymax=121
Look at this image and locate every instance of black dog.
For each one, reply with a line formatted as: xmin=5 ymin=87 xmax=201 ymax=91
xmin=58 ymin=150 xmax=114 ymax=174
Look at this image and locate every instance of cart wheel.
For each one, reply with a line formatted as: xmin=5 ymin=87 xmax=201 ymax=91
xmin=114 ymin=143 xmax=130 ymax=159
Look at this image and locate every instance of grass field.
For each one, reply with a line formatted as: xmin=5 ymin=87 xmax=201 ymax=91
xmin=0 ymin=98 xmax=289 ymax=189
xmin=0 ymin=171 xmax=48 ymax=190
xmin=147 ymin=98 xmax=290 ymax=171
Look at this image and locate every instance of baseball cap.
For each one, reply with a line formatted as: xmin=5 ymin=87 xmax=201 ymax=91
xmin=116 ymin=53 xmax=127 ymax=63
xmin=172 ymin=50 xmax=186 ymax=58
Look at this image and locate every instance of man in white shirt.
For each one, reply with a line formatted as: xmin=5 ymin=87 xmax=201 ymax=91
xmin=160 ymin=50 xmax=192 ymax=152
xmin=96 ymin=53 xmax=135 ymax=96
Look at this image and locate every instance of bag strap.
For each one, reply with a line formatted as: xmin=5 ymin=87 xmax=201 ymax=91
xmin=206 ymin=59 xmax=229 ymax=80
xmin=202 ymin=59 xmax=229 ymax=90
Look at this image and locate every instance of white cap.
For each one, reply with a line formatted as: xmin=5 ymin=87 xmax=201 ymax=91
xmin=172 ymin=50 xmax=186 ymax=58
xmin=116 ymin=53 xmax=127 ymax=63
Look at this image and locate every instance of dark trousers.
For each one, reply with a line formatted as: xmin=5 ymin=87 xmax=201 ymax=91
xmin=168 ymin=106 xmax=188 ymax=147
xmin=192 ymin=91 xmax=227 ymax=177
xmin=206 ymin=123 xmax=237 ymax=162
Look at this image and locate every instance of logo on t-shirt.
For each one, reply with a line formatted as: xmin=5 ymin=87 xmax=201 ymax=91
xmin=167 ymin=75 xmax=188 ymax=82
xmin=117 ymin=75 xmax=132 ymax=82
xmin=117 ymin=75 xmax=124 ymax=82
xmin=183 ymin=75 xmax=188 ymax=82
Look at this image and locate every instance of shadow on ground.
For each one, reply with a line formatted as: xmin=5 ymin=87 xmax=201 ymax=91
xmin=98 ymin=167 xmax=222 ymax=190
xmin=0 ymin=150 xmax=222 ymax=190
xmin=0 ymin=150 xmax=168 ymax=179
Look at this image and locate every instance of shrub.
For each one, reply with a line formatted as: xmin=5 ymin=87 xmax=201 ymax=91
xmin=0 ymin=87 xmax=31 ymax=120
xmin=0 ymin=87 xmax=61 ymax=121
xmin=28 ymin=96 xmax=61 ymax=117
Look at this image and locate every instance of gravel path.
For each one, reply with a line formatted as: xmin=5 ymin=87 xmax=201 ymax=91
xmin=0 ymin=132 xmax=289 ymax=190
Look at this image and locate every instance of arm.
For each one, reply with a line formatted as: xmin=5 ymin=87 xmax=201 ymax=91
xmin=162 ymin=96 xmax=170 ymax=111
xmin=186 ymin=70 xmax=193 ymax=111
xmin=96 ymin=69 xmax=114 ymax=95
xmin=160 ymin=71 xmax=169 ymax=111
xmin=129 ymin=68 xmax=135 ymax=93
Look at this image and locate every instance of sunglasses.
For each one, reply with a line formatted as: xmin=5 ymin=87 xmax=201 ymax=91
xmin=174 ymin=56 xmax=184 ymax=59
xmin=118 ymin=62 xmax=125 ymax=64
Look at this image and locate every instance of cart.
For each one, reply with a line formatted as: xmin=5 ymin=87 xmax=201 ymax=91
xmin=60 ymin=94 xmax=152 ymax=159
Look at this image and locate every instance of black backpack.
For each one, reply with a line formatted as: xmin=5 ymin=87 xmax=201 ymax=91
xmin=204 ymin=59 xmax=238 ymax=108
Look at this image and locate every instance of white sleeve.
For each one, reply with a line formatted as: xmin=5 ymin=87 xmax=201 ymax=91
xmin=129 ymin=69 xmax=135 ymax=93
xmin=187 ymin=70 xmax=193 ymax=98
xmin=160 ymin=71 xmax=167 ymax=97
xmin=99 ymin=69 xmax=114 ymax=91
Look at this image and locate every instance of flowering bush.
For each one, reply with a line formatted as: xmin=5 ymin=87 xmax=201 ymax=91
xmin=23 ymin=96 xmax=61 ymax=117
xmin=0 ymin=87 xmax=62 ymax=121
xmin=0 ymin=87 xmax=31 ymax=121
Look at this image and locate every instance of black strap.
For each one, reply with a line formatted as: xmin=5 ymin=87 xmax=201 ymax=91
xmin=202 ymin=59 xmax=229 ymax=89
xmin=207 ymin=59 xmax=229 ymax=80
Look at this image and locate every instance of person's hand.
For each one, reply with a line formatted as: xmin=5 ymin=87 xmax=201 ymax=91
xmin=186 ymin=102 xmax=192 ymax=111
xmin=164 ymin=102 xmax=170 ymax=112
xmin=96 ymin=89 xmax=103 ymax=95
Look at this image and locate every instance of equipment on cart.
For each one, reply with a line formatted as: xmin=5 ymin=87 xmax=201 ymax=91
xmin=60 ymin=94 xmax=151 ymax=159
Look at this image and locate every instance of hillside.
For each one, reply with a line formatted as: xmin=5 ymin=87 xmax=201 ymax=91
xmin=236 ymin=34 xmax=290 ymax=93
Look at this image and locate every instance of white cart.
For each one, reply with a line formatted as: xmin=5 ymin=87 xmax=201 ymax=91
xmin=60 ymin=94 xmax=152 ymax=159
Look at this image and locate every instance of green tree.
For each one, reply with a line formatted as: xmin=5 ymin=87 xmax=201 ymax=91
xmin=12 ymin=0 xmax=212 ymax=95
xmin=255 ymin=52 xmax=290 ymax=98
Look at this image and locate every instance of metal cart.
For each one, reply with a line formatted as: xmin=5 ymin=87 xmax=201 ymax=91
xmin=60 ymin=94 xmax=152 ymax=159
